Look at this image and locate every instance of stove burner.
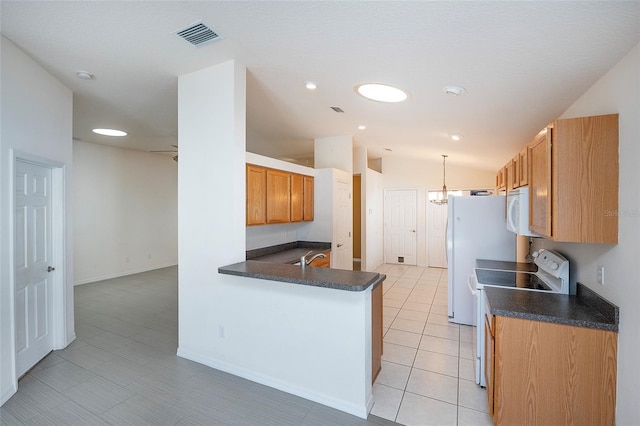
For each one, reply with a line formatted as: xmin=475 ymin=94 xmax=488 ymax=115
xmin=475 ymin=269 xmax=552 ymax=291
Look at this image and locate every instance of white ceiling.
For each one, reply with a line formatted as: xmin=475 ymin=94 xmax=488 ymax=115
xmin=2 ymin=1 xmax=639 ymax=171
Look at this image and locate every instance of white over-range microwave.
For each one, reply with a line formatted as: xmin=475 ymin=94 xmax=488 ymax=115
xmin=506 ymin=187 xmax=538 ymax=237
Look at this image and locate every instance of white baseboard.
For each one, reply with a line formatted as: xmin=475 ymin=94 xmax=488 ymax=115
xmin=74 ymin=263 xmax=178 ymax=286
xmin=176 ymin=347 xmax=369 ymax=419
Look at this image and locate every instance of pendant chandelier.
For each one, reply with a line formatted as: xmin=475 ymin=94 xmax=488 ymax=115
xmin=431 ymin=154 xmax=449 ymax=205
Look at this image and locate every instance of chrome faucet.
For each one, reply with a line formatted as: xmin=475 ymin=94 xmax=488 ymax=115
xmin=300 ymin=250 xmax=327 ymax=267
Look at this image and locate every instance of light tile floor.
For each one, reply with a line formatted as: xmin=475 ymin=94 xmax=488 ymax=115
xmin=0 ymin=266 xmax=398 ymax=426
xmin=370 ymin=264 xmax=493 ymax=426
xmin=2 ymin=264 xmax=491 ymax=426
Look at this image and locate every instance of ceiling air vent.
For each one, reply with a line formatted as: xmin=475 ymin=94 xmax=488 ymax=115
xmin=330 ymin=107 xmax=345 ymax=113
xmin=175 ymin=22 xmax=221 ymax=47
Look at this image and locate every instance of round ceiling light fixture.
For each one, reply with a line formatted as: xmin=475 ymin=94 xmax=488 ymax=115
xmin=443 ymin=85 xmax=466 ymax=96
xmin=92 ymin=128 xmax=127 ymax=137
xmin=358 ymin=125 xmax=367 ymax=130
xmin=76 ymin=71 xmax=95 ymax=80
xmin=450 ymin=134 xmax=464 ymax=141
xmin=355 ymin=83 xmax=409 ymax=103
xmin=305 ymin=81 xmax=317 ymax=90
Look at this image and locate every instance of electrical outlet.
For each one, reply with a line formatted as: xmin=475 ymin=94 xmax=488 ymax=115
xmin=597 ymin=265 xmax=605 ymax=285
xmin=147 ymin=253 xmax=151 ymax=259
xmin=218 ymin=325 xmax=225 ymax=338
xmin=125 ymin=256 xmax=130 ymax=263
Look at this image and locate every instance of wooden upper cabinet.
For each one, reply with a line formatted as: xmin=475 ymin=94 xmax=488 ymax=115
xmin=512 ymin=155 xmax=521 ymax=189
xmin=551 ymin=114 xmax=618 ymax=243
xmin=528 ymin=129 xmax=552 ymax=238
xmin=247 ymin=164 xmax=314 ymax=226
xmin=518 ymin=148 xmax=528 ymax=187
xmin=266 ymin=169 xmax=291 ymax=224
xmin=497 ymin=113 xmax=618 ymax=243
xmin=496 ymin=167 xmax=506 ymax=191
xmin=303 ymin=176 xmax=314 ymax=221
xmin=527 ymin=114 xmax=619 ymax=243
xmin=246 ymin=164 xmax=267 ymax=226
xmin=505 ymin=160 xmax=515 ymax=192
xmin=290 ymin=173 xmax=304 ymax=222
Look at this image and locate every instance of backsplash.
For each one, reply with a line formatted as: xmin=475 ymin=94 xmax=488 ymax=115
xmin=246 ymin=222 xmax=310 ymax=250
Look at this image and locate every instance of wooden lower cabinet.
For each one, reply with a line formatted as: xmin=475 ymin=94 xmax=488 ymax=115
xmin=484 ymin=314 xmax=495 ymax=417
xmin=489 ymin=316 xmax=617 ymax=425
xmin=371 ymin=283 xmax=383 ymax=383
xmin=308 ymin=251 xmax=330 ymax=268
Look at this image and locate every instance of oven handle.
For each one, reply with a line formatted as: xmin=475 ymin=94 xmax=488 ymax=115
xmin=467 ymin=273 xmax=478 ymax=296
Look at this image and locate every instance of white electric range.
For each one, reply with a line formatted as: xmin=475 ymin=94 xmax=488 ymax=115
xmin=468 ymin=249 xmax=570 ymax=387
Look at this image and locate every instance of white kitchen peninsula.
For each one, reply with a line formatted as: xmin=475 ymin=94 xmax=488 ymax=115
xmin=179 ymin=261 xmax=385 ymax=418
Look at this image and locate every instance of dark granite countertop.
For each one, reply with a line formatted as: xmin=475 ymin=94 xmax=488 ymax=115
xmin=247 ymin=241 xmax=331 ymax=264
xmin=219 ymin=260 xmax=385 ymax=292
xmin=484 ymin=283 xmax=619 ymax=332
xmin=476 ymin=259 xmax=537 ymax=272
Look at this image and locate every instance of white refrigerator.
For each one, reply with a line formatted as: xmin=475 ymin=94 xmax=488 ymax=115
xmin=447 ymin=195 xmax=515 ymax=326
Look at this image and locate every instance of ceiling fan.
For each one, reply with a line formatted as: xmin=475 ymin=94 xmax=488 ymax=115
xmin=150 ymin=145 xmax=178 ymax=162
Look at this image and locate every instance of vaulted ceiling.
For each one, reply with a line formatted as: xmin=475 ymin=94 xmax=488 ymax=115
xmin=2 ymin=1 xmax=639 ymax=170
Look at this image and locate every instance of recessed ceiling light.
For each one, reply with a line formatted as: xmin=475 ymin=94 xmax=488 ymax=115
xmin=358 ymin=125 xmax=366 ymax=130
xmin=92 ymin=128 xmax=127 ymax=137
xmin=450 ymin=134 xmax=464 ymax=141
xmin=355 ymin=83 xmax=408 ymax=103
xmin=443 ymin=85 xmax=466 ymax=96
xmin=305 ymin=81 xmax=317 ymax=90
xmin=76 ymin=71 xmax=95 ymax=80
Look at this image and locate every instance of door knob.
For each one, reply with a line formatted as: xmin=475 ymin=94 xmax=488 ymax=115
xmin=337 ymin=244 xmax=343 ymax=248
xmin=47 ymin=266 xmax=55 ymax=272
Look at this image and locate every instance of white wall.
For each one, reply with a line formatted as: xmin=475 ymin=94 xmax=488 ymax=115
xmin=177 ymin=60 xmax=371 ymax=417
xmin=298 ymin=168 xmax=338 ymax=243
xmin=531 ymin=42 xmax=639 ymax=424
xmin=0 ymin=36 xmax=74 ymax=404
xmin=382 ymin=156 xmax=495 ymax=266
xmin=353 ymin=146 xmax=384 ymax=272
xmin=73 ymin=140 xmax=177 ymax=284
xmin=314 ymin=135 xmax=354 ymax=173
xmin=364 ymin=169 xmax=384 ymax=271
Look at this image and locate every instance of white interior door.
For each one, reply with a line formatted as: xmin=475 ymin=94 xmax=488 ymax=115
xmin=427 ymin=197 xmax=448 ymax=268
xmin=15 ymin=160 xmax=54 ymax=377
xmin=333 ymin=180 xmax=353 ymax=270
xmin=384 ymin=189 xmax=417 ymax=265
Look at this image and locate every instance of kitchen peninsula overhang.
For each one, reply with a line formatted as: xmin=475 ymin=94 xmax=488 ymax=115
xmin=219 ymin=260 xmax=384 ymax=292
